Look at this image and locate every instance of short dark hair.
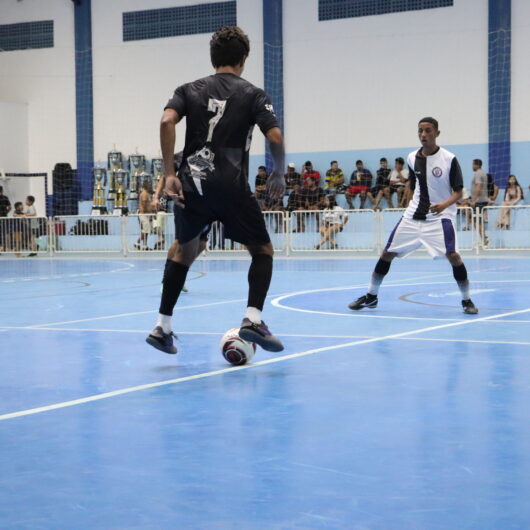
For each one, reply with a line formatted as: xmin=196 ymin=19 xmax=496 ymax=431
xmin=26 ymin=195 xmax=35 ymax=203
xmin=418 ymin=117 xmax=439 ymax=129
xmin=356 ymin=160 xmax=363 ymax=165
xmin=258 ymin=165 xmax=266 ymax=171
xmin=473 ymin=159 xmax=482 ymax=167
xmin=210 ymin=26 xmax=250 ymax=68
xmin=14 ymin=201 xmax=23 ymax=209
xmin=380 ymin=157 xmax=387 ymax=163
xmin=395 ymin=157 xmax=405 ymax=165
xmin=304 ymin=160 xmax=312 ymax=166
xmin=330 ymin=160 xmax=337 ymax=165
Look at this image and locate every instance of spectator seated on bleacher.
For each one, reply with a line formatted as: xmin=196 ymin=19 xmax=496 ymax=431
xmin=254 ymin=165 xmax=268 ymax=208
xmin=324 ymin=160 xmax=345 ymax=195
xmin=368 ymin=157 xmax=392 ymax=211
xmin=301 ymin=161 xmax=321 ymax=188
xmin=345 ymin=160 xmax=372 ymax=210
xmin=284 ymin=162 xmax=301 ymax=193
xmin=389 ymin=157 xmax=409 ymax=208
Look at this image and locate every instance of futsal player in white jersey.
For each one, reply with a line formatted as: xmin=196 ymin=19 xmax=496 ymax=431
xmin=349 ymin=117 xmax=478 ymax=314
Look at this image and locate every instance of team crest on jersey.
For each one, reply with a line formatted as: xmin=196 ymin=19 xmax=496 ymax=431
xmin=265 ymin=103 xmax=275 ymax=115
xmin=432 ymin=167 xmax=443 ymax=177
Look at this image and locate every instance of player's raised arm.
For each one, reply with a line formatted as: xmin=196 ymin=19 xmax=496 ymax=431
xmin=160 ymin=108 xmax=184 ymax=206
xmin=265 ymin=127 xmax=286 ymax=199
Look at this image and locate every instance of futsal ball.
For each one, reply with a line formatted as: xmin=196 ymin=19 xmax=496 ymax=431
xmin=220 ymin=328 xmax=256 ymax=366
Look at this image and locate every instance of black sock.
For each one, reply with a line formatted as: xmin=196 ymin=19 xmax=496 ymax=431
xmin=452 ymin=263 xmax=470 ymax=299
xmin=368 ymin=258 xmax=391 ymax=295
xmin=247 ymin=254 xmax=273 ymax=311
xmin=159 ymin=260 xmax=189 ymax=316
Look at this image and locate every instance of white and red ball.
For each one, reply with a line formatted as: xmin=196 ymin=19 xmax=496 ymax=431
xmin=220 ymin=328 xmax=256 ymax=366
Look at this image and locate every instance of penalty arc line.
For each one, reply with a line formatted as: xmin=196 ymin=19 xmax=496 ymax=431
xmin=1 ymin=305 xmax=530 ymax=422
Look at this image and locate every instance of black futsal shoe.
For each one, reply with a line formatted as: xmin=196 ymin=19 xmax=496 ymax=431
xmin=462 ymin=299 xmax=479 ymax=315
xmin=348 ymin=293 xmax=378 ymax=310
xmin=238 ymin=318 xmax=284 ymax=352
xmin=146 ymin=326 xmax=177 ymax=354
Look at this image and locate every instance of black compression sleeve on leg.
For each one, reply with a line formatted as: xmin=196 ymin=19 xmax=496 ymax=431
xmin=159 ymin=261 xmax=189 ymax=316
xmin=374 ymin=258 xmax=392 ymax=276
xmin=452 ymin=263 xmax=468 ymax=282
xmin=247 ymin=253 xmax=273 ymax=311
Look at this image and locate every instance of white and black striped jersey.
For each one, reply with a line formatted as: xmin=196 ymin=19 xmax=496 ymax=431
xmin=404 ymin=147 xmax=463 ymax=221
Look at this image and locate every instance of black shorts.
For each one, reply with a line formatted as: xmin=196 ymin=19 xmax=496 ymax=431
xmin=173 ymin=203 xmax=210 ymax=242
xmin=174 ymin=188 xmax=271 ymax=246
xmin=475 ymin=201 xmax=489 ymax=212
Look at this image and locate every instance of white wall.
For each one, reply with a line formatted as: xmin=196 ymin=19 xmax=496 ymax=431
xmin=0 ymin=0 xmax=76 ymax=174
xmin=283 ymin=0 xmax=489 ymax=153
xmin=0 ymin=101 xmax=28 ymax=172
xmin=91 ymin=0 xmax=264 ymax=164
xmin=511 ymin=0 xmax=530 ymax=144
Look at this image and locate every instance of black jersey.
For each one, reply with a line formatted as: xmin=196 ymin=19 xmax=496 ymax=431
xmin=165 ymin=73 xmax=278 ymax=196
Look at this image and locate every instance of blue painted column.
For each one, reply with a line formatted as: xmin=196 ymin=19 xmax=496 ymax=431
xmin=73 ymin=0 xmax=94 ymax=201
xmin=488 ymin=0 xmax=511 ymax=188
xmin=263 ymin=0 xmax=284 ymax=172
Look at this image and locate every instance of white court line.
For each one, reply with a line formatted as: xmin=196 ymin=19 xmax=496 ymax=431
xmin=271 ymin=278 xmax=530 ymax=321
xmin=1 ymin=306 xmax=529 ymax=422
xmin=1 ymin=327 xmax=529 ymax=346
xmin=14 ymin=272 xmax=529 ymax=329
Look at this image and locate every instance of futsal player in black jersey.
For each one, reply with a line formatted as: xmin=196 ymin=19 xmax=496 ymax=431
xmin=146 ymin=26 xmax=286 ymax=355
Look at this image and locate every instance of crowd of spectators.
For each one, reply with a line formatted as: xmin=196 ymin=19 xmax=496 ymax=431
xmin=253 ymin=158 xmax=528 ymax=236
xmin=0 ymin=187 xmax=39 ymax=256
xmin=254 ymin=158 xmax=413 ymax=217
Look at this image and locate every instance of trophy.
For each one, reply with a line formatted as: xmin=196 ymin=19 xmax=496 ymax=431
xmin=113 ymin=168 xmax=129 ymax=215
xmin=128 ymin=152 xmax=146 ymax=201
xmin=151 ymin=158 xmax=164 ymax=189
xmin=107 ymin=148 xmax=123 ymax=202
xmin=92 ymin=167 xmax=107 ymax=214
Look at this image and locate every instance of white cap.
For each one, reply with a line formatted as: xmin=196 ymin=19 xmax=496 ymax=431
xmin=288 ymin=162 xmax=295 ymax=168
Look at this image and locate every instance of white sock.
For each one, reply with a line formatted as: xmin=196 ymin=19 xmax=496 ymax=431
xmin=156 ymin=313 xmax=172 ymax=334
xmin=245 ymin=306 xmax=262 ymax=324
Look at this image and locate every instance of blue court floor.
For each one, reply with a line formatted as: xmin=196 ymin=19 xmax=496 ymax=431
xmin=1 ymin=255 xmax=530 ymax=529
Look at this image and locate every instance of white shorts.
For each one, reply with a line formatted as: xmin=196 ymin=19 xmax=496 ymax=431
xmin=385 ymin=217 xmax=458 ymax=259
xmin=139 ymin=214 xmax=152 ymax=235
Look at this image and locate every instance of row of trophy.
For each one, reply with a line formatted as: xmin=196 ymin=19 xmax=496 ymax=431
xmin=92 ymin=147 xmax=165 ymax=215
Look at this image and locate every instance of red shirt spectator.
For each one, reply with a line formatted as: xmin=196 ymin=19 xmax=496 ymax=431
xmin=301 ymin=160 xmax=321 ymax=187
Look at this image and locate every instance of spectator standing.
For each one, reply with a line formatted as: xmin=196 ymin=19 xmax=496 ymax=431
xmin=135 ymin=181 xmax=155 ymax=250
xmin=324 ymin=160 xmax=344 ymax=195
xmin=389 ymin=157 xmax=409 ymax=207
xmin=301 ymin=161 xmax=321 ymax=188
xmin=345 ymin=160 xmax=372 ymax=209
xmin=497 ymin=175 xmax=524 ymax=230
xmin=0 ymin=186 xmax=11 ymax=252
xmin=470 ymin=159 xmax=489 ymax=245
xmin=24 ymin=195 xmax=38 ymax=256
xmin=11 ymin=201 xmax=27 ymax=257
xmin=369 ymin=157 xmax=392 ymax=210
xmin=284 ymin=162 xmax=301 ymax=192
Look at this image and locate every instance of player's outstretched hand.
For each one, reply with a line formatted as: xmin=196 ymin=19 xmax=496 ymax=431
xmin=165 ymin=175 xmax=185 ymax=208
xmin=429 ymin=202 xmax=446 ymax=214
xmin=267 ymin=171 xmax=285 ymax=200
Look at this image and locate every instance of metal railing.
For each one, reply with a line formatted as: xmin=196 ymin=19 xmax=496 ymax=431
xmin=0 ymin=216 xmax=50 ymax=256
xmin=481 ymin=205 xmax=530 ymax=251
xmin=1 ymin=206 xmax=527 ymax=256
